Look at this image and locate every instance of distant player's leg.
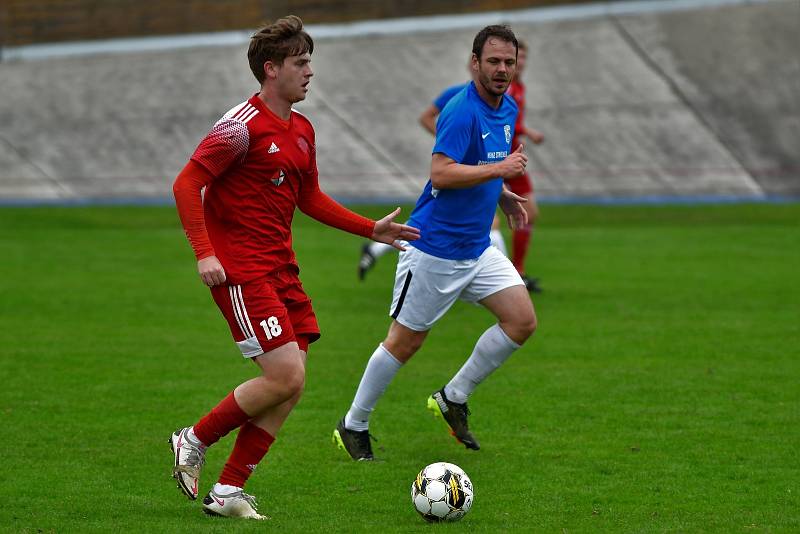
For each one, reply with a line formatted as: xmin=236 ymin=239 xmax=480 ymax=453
xmin=509 ymin=174 xmax=541 ymax=292
xmin=358 ymin=241 xmax=396 ymax=280
xmin=489 ymin=214 xmax=508 ymax=257
xmin=431 ymin=248 xmax=536 ymax=449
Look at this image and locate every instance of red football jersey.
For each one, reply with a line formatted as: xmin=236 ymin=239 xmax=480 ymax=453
xmin=506 ymin=80 xmax=525 ymax=150
xmin=187 ymin=94 xmax=372 ymax=284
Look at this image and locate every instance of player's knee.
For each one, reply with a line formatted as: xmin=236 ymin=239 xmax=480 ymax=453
xmin=506 ymin=313 xmax=536 ymax=343
xmin=383 ymin=335 xmax=423 ymax=363
xmin=526 ymin=201 xmax=539 ymax=225
xmin=523 ymin=313 xmax=537 ymax=338
xmin=282 ymin=361 xmax=306 ymax=398
xmin=529 ymin=206 xmax=539 ymax=225
xmin=265 ymin=357 xmax=305 ymax=400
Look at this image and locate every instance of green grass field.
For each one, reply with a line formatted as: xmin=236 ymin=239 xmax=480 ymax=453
xmin=1 ymin=203 xmax=798 ymax=533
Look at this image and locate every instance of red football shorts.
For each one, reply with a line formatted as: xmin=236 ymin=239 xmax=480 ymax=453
xmin=504 ymin=172 xmax=533 ymax=196
xmin=210 ymin=268 xmax=320 ymax=358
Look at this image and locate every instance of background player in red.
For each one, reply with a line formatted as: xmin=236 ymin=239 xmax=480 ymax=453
xmin=169 ymin=15 xmax=419 ymax=520
xmin=503 ymin=40 xmax=544 ymax=292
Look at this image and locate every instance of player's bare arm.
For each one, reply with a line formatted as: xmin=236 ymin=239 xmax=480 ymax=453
xmin=372 ymin=207 xmax=421 ymax=251
xmin=430 ymin=144 xmax=527 ymax=190
xmin=522 ymin=126 xmax=544 ymax=145
xmin=419 ymin=105 xmax=439 ymax=136
xmin=498 ymin=186 xmax=528 ymax=230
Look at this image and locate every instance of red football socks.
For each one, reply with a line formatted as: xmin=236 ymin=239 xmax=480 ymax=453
xmin=512 ymin=225 xmax=532 ymax=274
xmin=193 ymin=391 xmax=250 ymax=447
xmin=218 ymin=422 xmax=275 ymax=488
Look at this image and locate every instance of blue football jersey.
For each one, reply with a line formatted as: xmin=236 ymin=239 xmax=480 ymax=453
xmin=409 ymin=82 xmax=518 ymax=260
xmin=433 ymin=83 xmax=467 ymax=112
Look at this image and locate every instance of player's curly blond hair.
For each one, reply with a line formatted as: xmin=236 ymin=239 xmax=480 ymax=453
xmin=248 ymin=15 xmax=314 ymax=84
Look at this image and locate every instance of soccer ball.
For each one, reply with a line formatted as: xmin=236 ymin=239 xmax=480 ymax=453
xmin=410 ymin=462 xmax=473 ymax=522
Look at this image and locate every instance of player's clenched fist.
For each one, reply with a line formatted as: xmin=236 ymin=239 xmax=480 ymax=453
xmin=197 ymin=255 xmax=226 ymax=286
xmin=495 ymin=144 xmax=528 ymax=179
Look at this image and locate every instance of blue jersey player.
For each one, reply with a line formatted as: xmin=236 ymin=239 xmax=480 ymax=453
xmin=334 ymin=25 xmax=537 ymax=459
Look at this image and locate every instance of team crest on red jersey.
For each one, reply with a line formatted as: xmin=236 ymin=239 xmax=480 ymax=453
xmin=271 ymin=169 xmax=285 ymax=186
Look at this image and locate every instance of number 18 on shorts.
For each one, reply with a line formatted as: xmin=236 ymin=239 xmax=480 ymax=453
xmin=210 ymin=272 xmax=320 ymax=357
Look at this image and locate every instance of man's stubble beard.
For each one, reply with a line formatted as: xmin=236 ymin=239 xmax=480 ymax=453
xmin=479 ymin=75 xmax=507 ymax=98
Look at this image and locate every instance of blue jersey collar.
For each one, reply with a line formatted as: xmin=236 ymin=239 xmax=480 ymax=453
xmin=467 ymin=81 xmax=507 ymax=114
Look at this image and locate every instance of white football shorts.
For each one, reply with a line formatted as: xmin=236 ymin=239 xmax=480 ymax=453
xmin=389 ymin=245 xmax=524 ymax=331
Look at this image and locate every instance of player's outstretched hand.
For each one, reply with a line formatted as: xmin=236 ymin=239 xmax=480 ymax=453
xmin=499 ymin=188 xmax=528 ymax=230
xmin=496 ymin=144 xmax=528 ymax=179
xmin=198 ymin=255 xmax=227 ymax=287
xmin=372 ymin=207 xmax=421 ymax=251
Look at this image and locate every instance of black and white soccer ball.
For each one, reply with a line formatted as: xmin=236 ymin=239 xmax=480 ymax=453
xmin=410 ymin=462 xmax=473 ymax=522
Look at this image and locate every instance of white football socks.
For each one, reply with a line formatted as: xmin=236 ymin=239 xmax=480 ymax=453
xmin=489 ymin=229 xmax=508 ymax=257
xmin=214 ymin=483 xmax=242 ymax=494
xmin=445 ymin=324 xmax=520 ymax=404
xmin=344 ymin=344 xmax=403 ymax=431
xmin=367 ymin=241 xmax=394 ymax=258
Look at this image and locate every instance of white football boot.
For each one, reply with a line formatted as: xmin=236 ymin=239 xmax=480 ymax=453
xmin=169 ymin=427 xmax=206 ymax=500
xmin=202 ymin=486 xmax=268 ymax=520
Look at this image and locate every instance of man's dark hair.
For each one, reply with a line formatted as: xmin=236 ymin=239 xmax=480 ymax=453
xmin=248 ymin=15 xmax=314 ymax=84
xmin=472 ymin=24 xmax=518 ymax=59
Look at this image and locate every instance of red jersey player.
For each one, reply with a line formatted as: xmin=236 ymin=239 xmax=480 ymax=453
xmin=503 ymin=40 xmax=544 ymax=292
xmin=169 ymin=16 xmax=419 ymax=520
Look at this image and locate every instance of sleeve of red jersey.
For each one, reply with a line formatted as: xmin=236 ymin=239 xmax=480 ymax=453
xmin=172 ymin=160 xmax=216 ymax=260
xmin=297 ymin=154 xmax=375 ymax=238
xmin=190 ymin=118 xmax=249 ymax=177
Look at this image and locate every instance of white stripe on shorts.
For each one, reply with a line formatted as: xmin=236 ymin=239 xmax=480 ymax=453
xmin=235 ymin=285 xmax=257 ymax=337
xmin=229 ymin=285 xmax=254 ymax=338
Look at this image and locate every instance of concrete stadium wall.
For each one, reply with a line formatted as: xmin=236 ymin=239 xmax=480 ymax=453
xmin=1 ymin=0 xmax=590 ymax=46
xmin=0 ymin=0 xmax=797 ymax=202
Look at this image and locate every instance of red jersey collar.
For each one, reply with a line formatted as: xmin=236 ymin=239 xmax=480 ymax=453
xmin=249 ymin=93 xmax=292 ymax=130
